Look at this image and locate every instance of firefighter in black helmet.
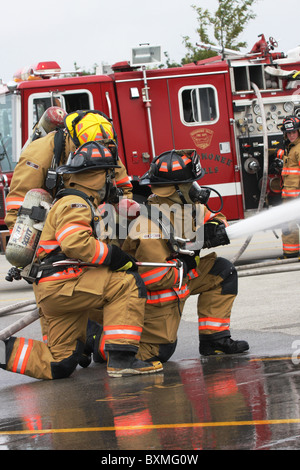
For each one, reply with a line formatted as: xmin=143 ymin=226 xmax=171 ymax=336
xmin=122 ymin=149 xmax=249 ymax=359
xmin=0 ymin=141 xmax=163 ymax=380
xmin=4 ymin=109 xmax=133 ymax=354
xmin=280 ymin=115 xmax=300 ymax=258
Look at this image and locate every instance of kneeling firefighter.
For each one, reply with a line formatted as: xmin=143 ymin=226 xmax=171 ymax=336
xmin=122 ymin=149 xmax=249 ymax=359
xmin=5 ymin=109 xmax=133 ymax=346
xmin=0 ymin=141 xmax=162 ymax=379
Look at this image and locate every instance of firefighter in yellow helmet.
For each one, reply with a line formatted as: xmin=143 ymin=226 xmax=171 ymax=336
xmin=5 ymin=109 xmax=132 ymax=232
xmin=0 ymin=141 xmax=162 ymax=379
xmin=122 ymin=149 xmax=249 ymax=360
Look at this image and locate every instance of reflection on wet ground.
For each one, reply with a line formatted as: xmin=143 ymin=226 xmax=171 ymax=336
xmin=0 ymin=355 xmax=300 ymax=450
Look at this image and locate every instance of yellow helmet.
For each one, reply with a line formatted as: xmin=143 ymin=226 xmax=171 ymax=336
xmin=64 ymin=110 xmax=117 ymax=147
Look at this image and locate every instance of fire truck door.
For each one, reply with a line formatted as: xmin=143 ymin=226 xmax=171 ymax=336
xmin=28 ymin=90 xmax=93 ymax=135
xmin=167 ymin=72 xmax=242 ymax=220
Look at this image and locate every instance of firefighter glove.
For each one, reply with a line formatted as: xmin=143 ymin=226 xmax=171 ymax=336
xmin=178 ymin=254 xmax=198 ymax=277
xmin=203 ymin=221 xmax=230 ymax=249
xmin=273 ymin=158 xmax=283 ymax=172
xmin=109 ymin=245 xmax=138 ymax=271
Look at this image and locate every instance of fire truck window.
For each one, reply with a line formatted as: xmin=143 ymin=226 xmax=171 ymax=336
xmin=31 ymin=92 xmax=90 ymax=126
xmin=63 ymin=93 xmax=90 ymax=113
xmin=32 ymin=98 xmax=52 ymax=125
xmin=181 ymin=86 xmax=218 ymax=125
xmin=0 ymin=94 xmax=15 ymax=172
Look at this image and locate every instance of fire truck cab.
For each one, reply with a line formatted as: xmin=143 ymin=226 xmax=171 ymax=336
xmin=1 ymin=35 xmax=300 ymax=241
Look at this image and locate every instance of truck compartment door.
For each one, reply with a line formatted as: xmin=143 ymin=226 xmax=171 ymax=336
xmin=167 ymin=72 xmax=242 ymax=220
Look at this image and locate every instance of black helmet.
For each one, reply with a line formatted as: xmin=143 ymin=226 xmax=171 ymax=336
xmin=57 ymin=141 xmax=120 ymax=174
xmin=139 ymin=149 xmax=204 ymax=186
xmin=281 ymin=115 xmax=300 ymax=133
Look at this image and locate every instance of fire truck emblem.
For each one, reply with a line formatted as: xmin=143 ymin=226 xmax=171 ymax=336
xmin=190 ymin=128 xmax=214 ymax=149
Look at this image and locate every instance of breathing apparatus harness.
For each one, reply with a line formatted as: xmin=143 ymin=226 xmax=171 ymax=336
xmin=34 ymin=133 xmax=125 ymax=282
xmin=6 ymin=132 xmax=123 ymax=283
xmin=32 ymin=188 xmax=100 ymax=282
xmin=44 ymin=128 xmax=67 ymax=194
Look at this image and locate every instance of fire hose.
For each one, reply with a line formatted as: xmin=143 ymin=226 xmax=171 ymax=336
xmin=225 ymin=196 xmax=300 ymax=274
xmin=236 ymin=256 xmax=300 ymax=277
xmin=0 ymin=301 xmax=39 ymax=341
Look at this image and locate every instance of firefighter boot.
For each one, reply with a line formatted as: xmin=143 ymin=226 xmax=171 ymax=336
xmin=78 ymin=350 xmax=92 ymax=368
xmin=199 ymin=335 xmax=249 ymax=356
xmin=278 ymin=253 xmax=299 ymax=259
xmin=78 ymin=320 xmax=104 ymax=367
xmin=107 ymin=351 xmax=163 ymax=378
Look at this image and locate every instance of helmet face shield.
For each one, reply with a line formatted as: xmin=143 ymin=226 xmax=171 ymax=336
xmin=65 ymin=151 xmax=85 ymax=169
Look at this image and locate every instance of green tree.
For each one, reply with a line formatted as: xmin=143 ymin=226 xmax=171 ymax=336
xmin=71 ymin=61 xmax=99 ymax=76
xmin=182 ymin=0 xmax=257 ymax=64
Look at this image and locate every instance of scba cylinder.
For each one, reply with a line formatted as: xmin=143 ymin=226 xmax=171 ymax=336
xmin=40 ymin=106 xmax=67 ymax=134
xmin=5 ymin=189 xmax=53 ymax=268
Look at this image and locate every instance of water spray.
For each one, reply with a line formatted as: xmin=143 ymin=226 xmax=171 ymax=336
xmin=225 ymin=197 xmax=300 ymax=241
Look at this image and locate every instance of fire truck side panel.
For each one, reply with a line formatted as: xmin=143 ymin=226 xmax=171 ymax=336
xmin=167 ymin=70 xmax=243 ymax=219
xmin=113 ymin=73 xmax=175 ymax=178
xmin=114 ymin=66 xmax=243 ymax=220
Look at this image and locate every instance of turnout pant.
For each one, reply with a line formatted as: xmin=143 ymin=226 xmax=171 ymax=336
xmin=281 ymin=198 xmax=300 ymax=256
xmin=137 ymin=252 xmax=237 ymax=362
xmin=3 ymin=268 xmax=146 ymax=380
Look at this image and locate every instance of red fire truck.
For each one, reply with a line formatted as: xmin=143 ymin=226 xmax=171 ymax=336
xmin=0 ymin=34 xmax=300 ymax=236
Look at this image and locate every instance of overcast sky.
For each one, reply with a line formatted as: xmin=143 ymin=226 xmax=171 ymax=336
xmin=1 ymin=0 xmax=299 ymax=83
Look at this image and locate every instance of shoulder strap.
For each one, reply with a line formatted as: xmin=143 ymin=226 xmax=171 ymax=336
xmin=145 ymin=203 xmax=194 ymax=255
xmin=55 ymin=188 xmax=93 ymax=204
xmin=53 ymin=128 xmax=66 ymax=167
xmin=45 ymin=129 xmax=66 ymax=192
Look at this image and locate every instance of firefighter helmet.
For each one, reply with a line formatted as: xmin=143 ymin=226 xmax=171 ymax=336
xmin=57 ymin=141 xmax=120 ymax=174
xmin=64 ymin=110 xmax=118 ymax=147
xmin=139 ymin=149 xmax=204 ymax=186
xmin=281 ymin=115 xmax=300 ymax=133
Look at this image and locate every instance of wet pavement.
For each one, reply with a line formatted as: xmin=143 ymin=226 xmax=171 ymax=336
xmin=1 ymin=355 xmax=300 ymax=451
xmin=0 ymin=230 xmax=300 ymax=451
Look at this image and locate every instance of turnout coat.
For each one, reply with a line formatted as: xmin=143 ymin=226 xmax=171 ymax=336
xmin=4 ymin=183 xmax=146 ymax=380
xmin=281 ymin=136 xmax=300 ymax=256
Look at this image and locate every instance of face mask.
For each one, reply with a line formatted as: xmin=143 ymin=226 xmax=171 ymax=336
xmin=188 ymin=182 xmax=211 ymax=205
xmin=174 ymin=182 xmax=211 ymax=205
xmin=97 ymin=171 xmax=124 ymax=203
xmin=97 ymin=186 xmax=107 ymax=202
